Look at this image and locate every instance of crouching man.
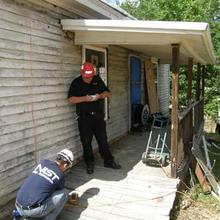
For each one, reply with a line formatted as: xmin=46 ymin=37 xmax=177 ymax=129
xmin=15 ymin=149 xmax=74 ymax=220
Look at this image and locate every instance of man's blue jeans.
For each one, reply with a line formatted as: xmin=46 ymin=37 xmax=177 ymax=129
xmin=16 ymin=189 xmax=68 ymax=220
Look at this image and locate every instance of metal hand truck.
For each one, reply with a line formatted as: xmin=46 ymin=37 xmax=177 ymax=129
xmin=141 ymin=128 xmax=170 ymax=166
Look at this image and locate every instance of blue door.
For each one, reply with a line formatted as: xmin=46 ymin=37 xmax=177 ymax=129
xmin=130 ymin=56 xmax=141 ymax=127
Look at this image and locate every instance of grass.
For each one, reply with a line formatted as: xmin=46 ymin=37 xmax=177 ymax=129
xmin=193 ymin=185 xmax=219 ymax=208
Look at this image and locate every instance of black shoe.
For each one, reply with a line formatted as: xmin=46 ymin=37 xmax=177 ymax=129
xmin=86 ymin=164 xmax=94 ymax=174
xmin=104 ymin=161 xmax=121 ymax=169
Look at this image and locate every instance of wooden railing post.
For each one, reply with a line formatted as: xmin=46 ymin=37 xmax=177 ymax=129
xmin=196 ymin=63 xmax=201 ymax=101
xmin=202 ymin=65 xmax=205 ymax=98
xmin=171 ymin=44 xmax=180 ymax=178
xmin=187 ymin=58 xmax=193 ymax=104
xmin=201 ymin=66 xmax=205 ymax=121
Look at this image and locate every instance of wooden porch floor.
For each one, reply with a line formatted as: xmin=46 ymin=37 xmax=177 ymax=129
xmin=58 ymin=133 xmax=179 ymax=220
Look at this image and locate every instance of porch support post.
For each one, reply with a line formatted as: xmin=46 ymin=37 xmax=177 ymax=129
xmin=196 ymin=63 xmax=201 ymax=101
xmin=187 ymin=57 xmax=193 ymax=104
xmin=171 ymin=44 xmax=180 ymax=178
xmin=202 ymin=65 xmax=205 ymax=98
xmin=202 ymin=65 xmax=205 ymax=120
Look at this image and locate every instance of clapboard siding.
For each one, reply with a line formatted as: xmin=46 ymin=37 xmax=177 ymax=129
xmin=0 ymin=85 xmax=68 ymax=97
xmin=0 ymin=0 xmax=82 ymax=212
xmin=0 ymin=1 xmax=144 ymax=218
xmin=1 ymin=106 xmax=72 ymax=125
xmin=107 ymin=46 xmax=129 ymax=140
xmin=0 ymin=59 xmax=76 ymax=70
xmin=0 ymin=69 xmax=76 ymax=78
xmin=1 ymin=119 xmax=74 ymax=147
xmin=0 ymin=49 xmax=77 ymax=64
xmin=1 ymin=112 xmax=73 ymax=135
xmin=0 ymin=39 xmax=79 ymax=58
xmin=0 ymin=93 xmax=68 ymax=106
xmin=1 ymin=99 xmax=69 ymax=116
xmin=1 ymin=0 xmax=78 ymax=25
xmin=0 ymin=19 xmax=62 ymax=41
xmin=0 ymin=9 xmax=61 ymax=34
xmin=1 ymin=78 xmax=73 ymax=88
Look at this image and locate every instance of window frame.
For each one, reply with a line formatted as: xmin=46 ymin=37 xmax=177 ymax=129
xmin=82 ymin=45 xmax=109 ymax=120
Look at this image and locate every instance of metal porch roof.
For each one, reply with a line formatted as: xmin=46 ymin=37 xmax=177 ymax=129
xmin=61 ymin=19 xmax=216 ymax=65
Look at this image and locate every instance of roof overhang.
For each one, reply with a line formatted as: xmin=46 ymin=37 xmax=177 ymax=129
xmin=61 ymin=19 xmax=216 ymax=65
xmin=44 ymin=0 xmax=133 ymax=19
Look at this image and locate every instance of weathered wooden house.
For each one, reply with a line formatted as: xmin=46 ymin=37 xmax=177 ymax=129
xmin=0 ymin=0 xmax=216 ymax=219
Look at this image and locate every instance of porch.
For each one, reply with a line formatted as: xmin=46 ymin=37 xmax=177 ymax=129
xmin=58 ymin=132 xmax=179 ymax=220
xmin=61 ymin=19 xmax=215 ymax=178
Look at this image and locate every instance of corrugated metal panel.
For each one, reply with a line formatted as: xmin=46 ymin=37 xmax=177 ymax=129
xmin=157 ymin=64 xmax=170 ymax=116
xmin=0 ymin=0 xmax=82 ymax=210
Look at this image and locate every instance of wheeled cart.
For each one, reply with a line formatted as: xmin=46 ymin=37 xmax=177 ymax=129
xmin=142 ymin=128 xmax=170 ymax=166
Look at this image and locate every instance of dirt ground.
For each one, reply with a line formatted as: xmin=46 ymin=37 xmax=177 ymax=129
xmin=175 ymin=200 xmax=220 ymax=220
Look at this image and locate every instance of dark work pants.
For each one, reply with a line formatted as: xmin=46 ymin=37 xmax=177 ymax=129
xmin=78 ymin=115 xmax=114 ymax=166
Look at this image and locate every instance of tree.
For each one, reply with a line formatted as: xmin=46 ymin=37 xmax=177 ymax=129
xmin=121 ymin=0 xmax=219 ymax=22
xmin=122 ymin=0 xmax=220 ymax=120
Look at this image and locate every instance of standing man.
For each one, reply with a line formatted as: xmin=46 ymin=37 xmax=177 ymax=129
xmin=68 ymin=62 xmax=121 ymax=174
xmin=15 ymin=149 xmax=74 ymax=220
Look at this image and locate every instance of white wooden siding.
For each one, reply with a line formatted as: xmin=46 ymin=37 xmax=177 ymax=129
xmin=107 ymin=46 xmax=129 ymax=140
xmin=0 ymin=0 xmax=82 ymax=212
xmin=157 ymin=64 xmax=170 ymax=116
xmin=0 ymin=1 xmax=134 ymax=218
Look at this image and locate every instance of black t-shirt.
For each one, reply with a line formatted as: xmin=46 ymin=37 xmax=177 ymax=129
xmin=16 ymin=159 xmax=64 ymax=207
xmin=68 ymin=75 xmax=109 ymax=115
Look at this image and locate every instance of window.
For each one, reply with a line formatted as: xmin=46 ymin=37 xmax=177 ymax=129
xmin=82 ymin=46 xmax=108 ymax=120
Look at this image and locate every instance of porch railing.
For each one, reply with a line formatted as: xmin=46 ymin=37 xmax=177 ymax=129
xmin=193 ymin=99 xmax=204 ymax=133
xmin=176 ymin=98 xmax=204 ymax=173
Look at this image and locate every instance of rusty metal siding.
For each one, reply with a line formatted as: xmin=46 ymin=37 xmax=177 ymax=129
xmin=157 ymin=64 xmax=170 ymax=116
xmin=0 ymin=0 xmax=82 ymax=211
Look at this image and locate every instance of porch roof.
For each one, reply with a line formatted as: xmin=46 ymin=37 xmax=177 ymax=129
xmin=61 ymin=19 xmax=216 ymax=65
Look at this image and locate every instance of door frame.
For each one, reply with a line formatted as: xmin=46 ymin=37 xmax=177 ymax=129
xmin=128 ymin=54 xmax=142 ymax=130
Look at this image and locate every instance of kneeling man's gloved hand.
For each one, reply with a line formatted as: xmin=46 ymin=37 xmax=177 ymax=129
xmin=68 ymin=192 xmax=79 ymax=205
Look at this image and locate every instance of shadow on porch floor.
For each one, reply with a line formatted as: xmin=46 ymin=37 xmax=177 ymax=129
xmin=58 ymin=132 xmax=179 ymax=220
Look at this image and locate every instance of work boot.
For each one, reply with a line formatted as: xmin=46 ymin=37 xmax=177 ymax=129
xmin=104 ymin=160 xmax=121 ymax=169
xmin=86 ymin=163 xmax=94 ymax=174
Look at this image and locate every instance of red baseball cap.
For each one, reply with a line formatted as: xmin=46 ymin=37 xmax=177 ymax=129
xmin=81 ymin=62 xmax=95 ymax=78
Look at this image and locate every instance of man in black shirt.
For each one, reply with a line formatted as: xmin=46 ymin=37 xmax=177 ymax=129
xmin=68 ymin=62 xmax=121 ymax=174
xmin=15 ymin=149 xmax=74 ymax=220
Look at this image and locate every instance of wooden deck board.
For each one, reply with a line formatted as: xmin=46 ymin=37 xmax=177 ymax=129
xmin=58 ymin=133 xmax=179 ymax=220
